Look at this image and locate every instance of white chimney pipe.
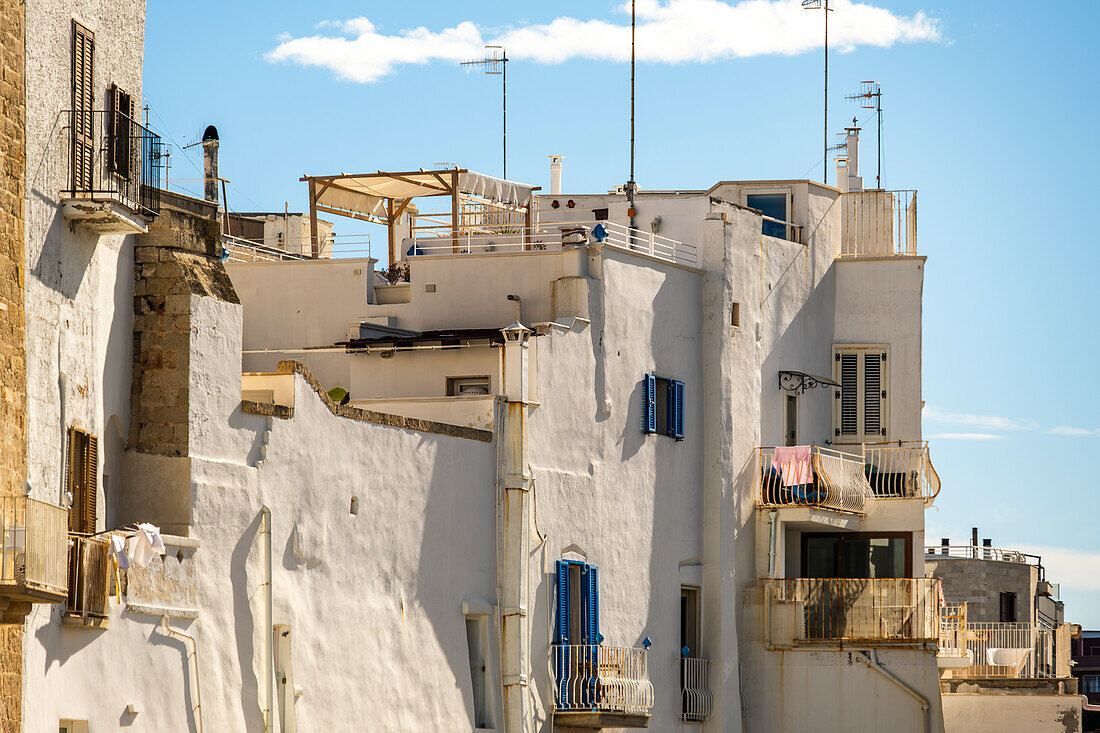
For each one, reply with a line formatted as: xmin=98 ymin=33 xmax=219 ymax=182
xmin=549 ymin=155 xmax=563 ymax=196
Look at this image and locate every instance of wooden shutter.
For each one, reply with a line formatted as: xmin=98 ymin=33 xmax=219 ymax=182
xmin=838 ymin=352 xmax=858 ymax=436
xmin=642 ymin=374 xmax=656 ymax=434
xmin=555 ymin=560 xmax=570 ymax=644
xmin=583 ymin=564 xmax=600 ymax=645
xmin=83 ymin=433 xmax=98 ymax=533
xmin=108 ymin=84 xmax=136 ymax=180
xmin=71 ymin=21 xmax=95 ymax=192
xmin=865 ymin=352 xmax=886 ymax=437
xmin=669 ymin=380 xmax=685 ymax=439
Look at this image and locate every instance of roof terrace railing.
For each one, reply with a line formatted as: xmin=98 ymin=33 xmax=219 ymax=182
xmin=939 ymin=622 xmax=1073 ymax=679
xmin=925 ymin=545 xmax=1040 ymax=564
xmin=840 ymin=189 xmax=916 ymax=257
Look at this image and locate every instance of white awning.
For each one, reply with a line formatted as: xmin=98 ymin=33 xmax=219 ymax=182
xmin=311 ymin=169 xmax=536 ymax=220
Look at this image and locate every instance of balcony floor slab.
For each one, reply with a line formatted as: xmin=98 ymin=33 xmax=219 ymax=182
xmin=62 ymin=198 xmax=149 ymax=235
xmin=553 ymin=711 xmax=650 ymax=728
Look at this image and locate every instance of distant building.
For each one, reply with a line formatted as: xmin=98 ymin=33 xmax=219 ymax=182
xmin=1074 ymin=629 xmax=1100 ymax=731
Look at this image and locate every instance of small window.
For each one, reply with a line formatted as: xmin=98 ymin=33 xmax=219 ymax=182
xmin=784 ymin=394 xmax=798 ymax=447
xmin=59 ymin=722 xmax=89 ymax=733
xmin=833 ymin=346 xmax=888 ymax=441
xmin=746 ymin=193 xmax=788 ymax=239
xmin=592 ymin=208 xmax=609 ymax=221
xmin=1083 ymin=675 xmax=1100 ymax=694
xmin=465 ymin=616 xmax=492 ymax=729
xmin=554 ymin=559 xmax=600 ymax=645
xmin=447 ymin=376 xmax=491 ymax=396
xmin=67 ymin=428 xmax=98 ymax=534
xmin=680 ymin=586 xmax=700 ymax=658
xmin=643 ymin=374 xmax=684 ymax=439
xmin=999 ymin=591 xmax=1018 ymax=623
xmin=107 ymin=84 xmax=136 ymax=180
xmin=731 ymin=301 xmax=740 ymax=329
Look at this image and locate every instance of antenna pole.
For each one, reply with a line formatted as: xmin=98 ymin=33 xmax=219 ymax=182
xmin=824 ymin=0 xmax=829 ymax=185
xmin=629 ymin=0 xmax=636 ymax=227
xmin=876 ymin=89 xmax=882 ymax=188
xmin=503 ymin=50 xmax=507 ymax=180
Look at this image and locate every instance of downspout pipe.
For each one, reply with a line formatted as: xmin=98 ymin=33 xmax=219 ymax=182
xmin=855 ymin=650 xmax=930 ymax=733
xmin=160 ymin=617 xmax=204 ymax=733
xmin=262 ymin=506 xmax=275 ymax=732
xmin=767 ymin=510 xmax=778 ymax=578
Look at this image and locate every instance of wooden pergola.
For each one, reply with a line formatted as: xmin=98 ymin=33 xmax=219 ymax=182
xmin=300 ymin=167 xmax=538 ymax=263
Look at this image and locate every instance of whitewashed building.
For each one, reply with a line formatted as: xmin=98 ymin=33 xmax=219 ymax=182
xmin=2 ymin=1 xmax=1086 ymax=732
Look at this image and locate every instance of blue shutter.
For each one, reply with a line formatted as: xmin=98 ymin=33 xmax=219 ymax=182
xmin=643 ymin=375 xmax=656 ymax=434
xmin=671 ymin=380 xmax=685 ymax=439
xmin=555 ymin=560 xmax=570 ymax=644
xmin=583 ymin=564 xmax=601 ymax=645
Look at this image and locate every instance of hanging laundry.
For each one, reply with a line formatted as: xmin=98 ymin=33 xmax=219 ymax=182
xmin=128 ymin=523 xmax=166 ymax=568
xmin=108 ymin=533 xmax=130 ymax=570
xmin=771 ymin=445 xmax=813 ymax=487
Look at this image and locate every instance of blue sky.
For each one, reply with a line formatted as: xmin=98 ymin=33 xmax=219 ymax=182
xmin=144 ymin=1 xmax=1100 ymax=624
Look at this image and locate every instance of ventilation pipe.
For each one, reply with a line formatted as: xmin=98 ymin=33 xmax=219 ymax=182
xmin=549 ymin=155 xmax=563 ymax=196
xmin=836 ymin=123 xmax=863 ymax=193
xmin=202 ymin=125 xmax=219 ymax=204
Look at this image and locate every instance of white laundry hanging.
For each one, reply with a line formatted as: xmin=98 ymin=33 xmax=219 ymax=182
xmin=128 ymin=523 xmax=166 ymax=568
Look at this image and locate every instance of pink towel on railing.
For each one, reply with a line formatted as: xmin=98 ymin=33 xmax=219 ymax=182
xmin=772 ymin=446 xmax=813 ymax=487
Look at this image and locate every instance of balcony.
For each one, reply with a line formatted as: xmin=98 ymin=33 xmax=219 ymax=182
xmin=551 ymin=644 xmax=654 ymax=728
xmin=756 ymin=446 xmax=873 ymax=514
xmin=407 ymin=220 xmax=699 ymax=268
xmin=926 ymin=544 xmax=1040 ymax=564
xmin=939 ymin=618 xmax=1072 ymax=680
xmin=862 ymin=441 xmax=941 ymax=502
xmin=0 ymin=497 xmax=69 ymax=605
xmin=61 ymin=109 xmax=164 ymax=234
xmin=680 ymin=656 xmax=713 ymax=722
xmin=63 ymin=534 xmax=110 ymax=627
xmin=840 ymin=189 xmax=917 ymax=257
xmin=763 ymin=577 xmax=941 ymax=645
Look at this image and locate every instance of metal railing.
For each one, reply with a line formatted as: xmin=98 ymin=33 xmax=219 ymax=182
xmin=62 ymin=110 xmax=165 ymax=216
xmin=409 ymin=220 xmax=699 ymax=268
xmin=756 ymin=446 xmax=873 ymax=514
xmin=940 ymin=622 xmax=1072 ymax=679
xmin=551 ymin=644 xmax=654 ymax=715
xmin=680 ymin=656 xmax=713 ymax=722
xmin=765 ymin=577 xmax=941 ymax=643
xmin=66 ymin=534 xmax=110 ymax=619
xmin=761 ymin=214 xmax=803 ymax=244
xmin=222 ymin=235 xmax=313 ymax=263
xmin=840 ymin=189 xmax=916 ymax=257
xmin=0 ymin=497 xmax=69 ymax=599
xmin=925 ymin=545 xmax=1039 ymax=564
xmin=861 ymin=441 xmax=941 ymax=500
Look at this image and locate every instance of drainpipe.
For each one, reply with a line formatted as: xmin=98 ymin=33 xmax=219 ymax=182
xmin=855 ymin=650 xmax=930 ymax=733
xmin=1083 ymin=696 xmax=1100 ymax=713
xmin=262 ymin=506 xmax=275 ymax=731
xmin=160 ymin=617 xmax=204 ymax=733
xmin=767 ymin=510 xmax=778 ymax=578
xmin=499 ymin=323 xmax=532 ymax=733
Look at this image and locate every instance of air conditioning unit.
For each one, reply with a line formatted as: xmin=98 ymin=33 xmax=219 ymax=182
xmin=1036 ymin=581 xmax=1053 ymax=597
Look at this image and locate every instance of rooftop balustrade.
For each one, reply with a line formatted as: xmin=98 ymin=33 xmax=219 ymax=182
xmin=764 ymin=577 xmax=941 ymax=644
xmin=756 ymin=446 xmax=873 ymax=514
xmin=0 ymin=497 xmax=69 ymax=604
xmin=840 ymin=189 xmax=917 ymax=257
xmin=939 ymin=621 xmax=1072 ymax=679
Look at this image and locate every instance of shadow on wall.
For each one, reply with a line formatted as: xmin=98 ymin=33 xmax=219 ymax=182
xmin=231 ymin=510 xmax=265 ymax=729
xmin=617 ymin=380 xmax=646 ymax=463
xmin=148 ymin=623 xmax=200 ymax=733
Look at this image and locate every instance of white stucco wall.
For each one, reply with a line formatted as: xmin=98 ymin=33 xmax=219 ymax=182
xmin=942 ymin=693 xmax=1082 ymax=733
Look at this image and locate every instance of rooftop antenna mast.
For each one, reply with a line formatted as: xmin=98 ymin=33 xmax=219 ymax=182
xmin=847 ymin=81 xmax=883 ymax=188
xmin=803 ymin=0 xmax=833 ymax=185
xmin=460 ymin=45 xmax=508 ymax=179
xmin=627 ymin=0 xmax=637 ymax=228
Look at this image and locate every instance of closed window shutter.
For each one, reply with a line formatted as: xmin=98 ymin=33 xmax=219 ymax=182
xmin=864 ymin=353 xmax=885 ymax=436
xmin=83 ymin=433 xmax=98 ymax=534
xmin=583 ymin=564 xmax=600 ymax=645
xmin=839 ymin=353 xmax=858 ymax=435
xmin=643 ymin=374 xmax=656 ymax=434
xmin=71 ymin=21 xmax=95 ymax=192
xmin=670 ymin=380 xmax=685 ymax=439
xmin=555 ymin=560 xmax=570 ymax=643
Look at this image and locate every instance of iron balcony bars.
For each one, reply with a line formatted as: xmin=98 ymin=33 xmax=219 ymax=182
xmin=63 ymin=109 xmax=164 ymax=217
xmin=0 ymin=497 xmax=69 ymax=601
xmin=551 ymin=644 xmax=654 ymax=715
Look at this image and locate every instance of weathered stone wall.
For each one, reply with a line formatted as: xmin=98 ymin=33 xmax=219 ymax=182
xmin=129 ymin=205 xmax=235 ymax=456
xmin=0 ymin=2 xmax=27 ymax=730
xmin=928 ymin=556 xmax=1038 ymax=623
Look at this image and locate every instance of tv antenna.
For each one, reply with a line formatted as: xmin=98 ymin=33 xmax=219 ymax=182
xmin=803 ymin=0 xmax=834 ymax=185
xmin=460 ymin=46 xmax=508 ymax=179
xmin=846 ymin=81 xmax=882 ymax=188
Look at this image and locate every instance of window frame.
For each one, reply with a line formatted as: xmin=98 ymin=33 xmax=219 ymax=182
xmin=999 ymin=591 xmax=1018 ymax=623
xmin=832 ymin=344 xmax=889 ymax=442
xmin=800 ymin=531 xmax=913 ymax=579
xmin=464 ymin=614 xmax=493 ymax=729
xmin=743 ymin=187 xmax=793 ymax=240
xmin=554 ymin=559 xmax=601 ymax=646
xmin=446 ymin=375 xmax=492 ymax=396
xmin=643 ymin=374 xmax=684 ymax=440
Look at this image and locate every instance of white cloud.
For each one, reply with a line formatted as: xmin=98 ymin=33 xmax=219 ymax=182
xmin=1015 ymin=545 xmax=1100 ymax=591
xmin=266 ymin=0 xmax=941 ymax=83
xmin=922 ymin=405 xmax=1036 ymax=432
xmin=1048 ymin=426 xmax=1100 ymax=437
xmin=926 ymin=432 xmax=1005 ymax=441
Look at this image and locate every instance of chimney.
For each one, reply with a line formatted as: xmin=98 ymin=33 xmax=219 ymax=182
xmin=202 ymin=125 xmax=219 ymax=204
xmin=971 ymin=527 xmax=979 ymax=547
xmin=842 ymin=120 xmax=863 ymax=192
xmin=549 ymin=155 xmax=563 ymax=196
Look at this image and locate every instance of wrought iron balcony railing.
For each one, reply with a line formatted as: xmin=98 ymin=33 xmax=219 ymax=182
xmin=0 ymin=497 xmax=68 ymax=603
xmin=62 ymin=109 xmax=164 ymax=217
xmin=756 ymin=446 xmax=873 ymax=514
xmin=551 ymin=644 xmax=654 ymax=716
xmin=680 ymin=656 xmax=713 ymax=722
xmin=861 ymin=441 xmax=941 ymax=501
xmin=764 ymin=577 xmax=941 ymax=644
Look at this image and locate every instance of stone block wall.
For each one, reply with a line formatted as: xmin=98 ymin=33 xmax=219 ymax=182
xmin=129 ymin=206 xmax=236 ymax=456
xmin=0 ymin=2 xmax=27 ymax=730
xmin=928 ymin=556 xmax=1038 ymax=624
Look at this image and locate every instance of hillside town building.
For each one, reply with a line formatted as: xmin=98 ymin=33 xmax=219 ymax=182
xmin=0 ymin=1 xmax=1091 ymax=732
